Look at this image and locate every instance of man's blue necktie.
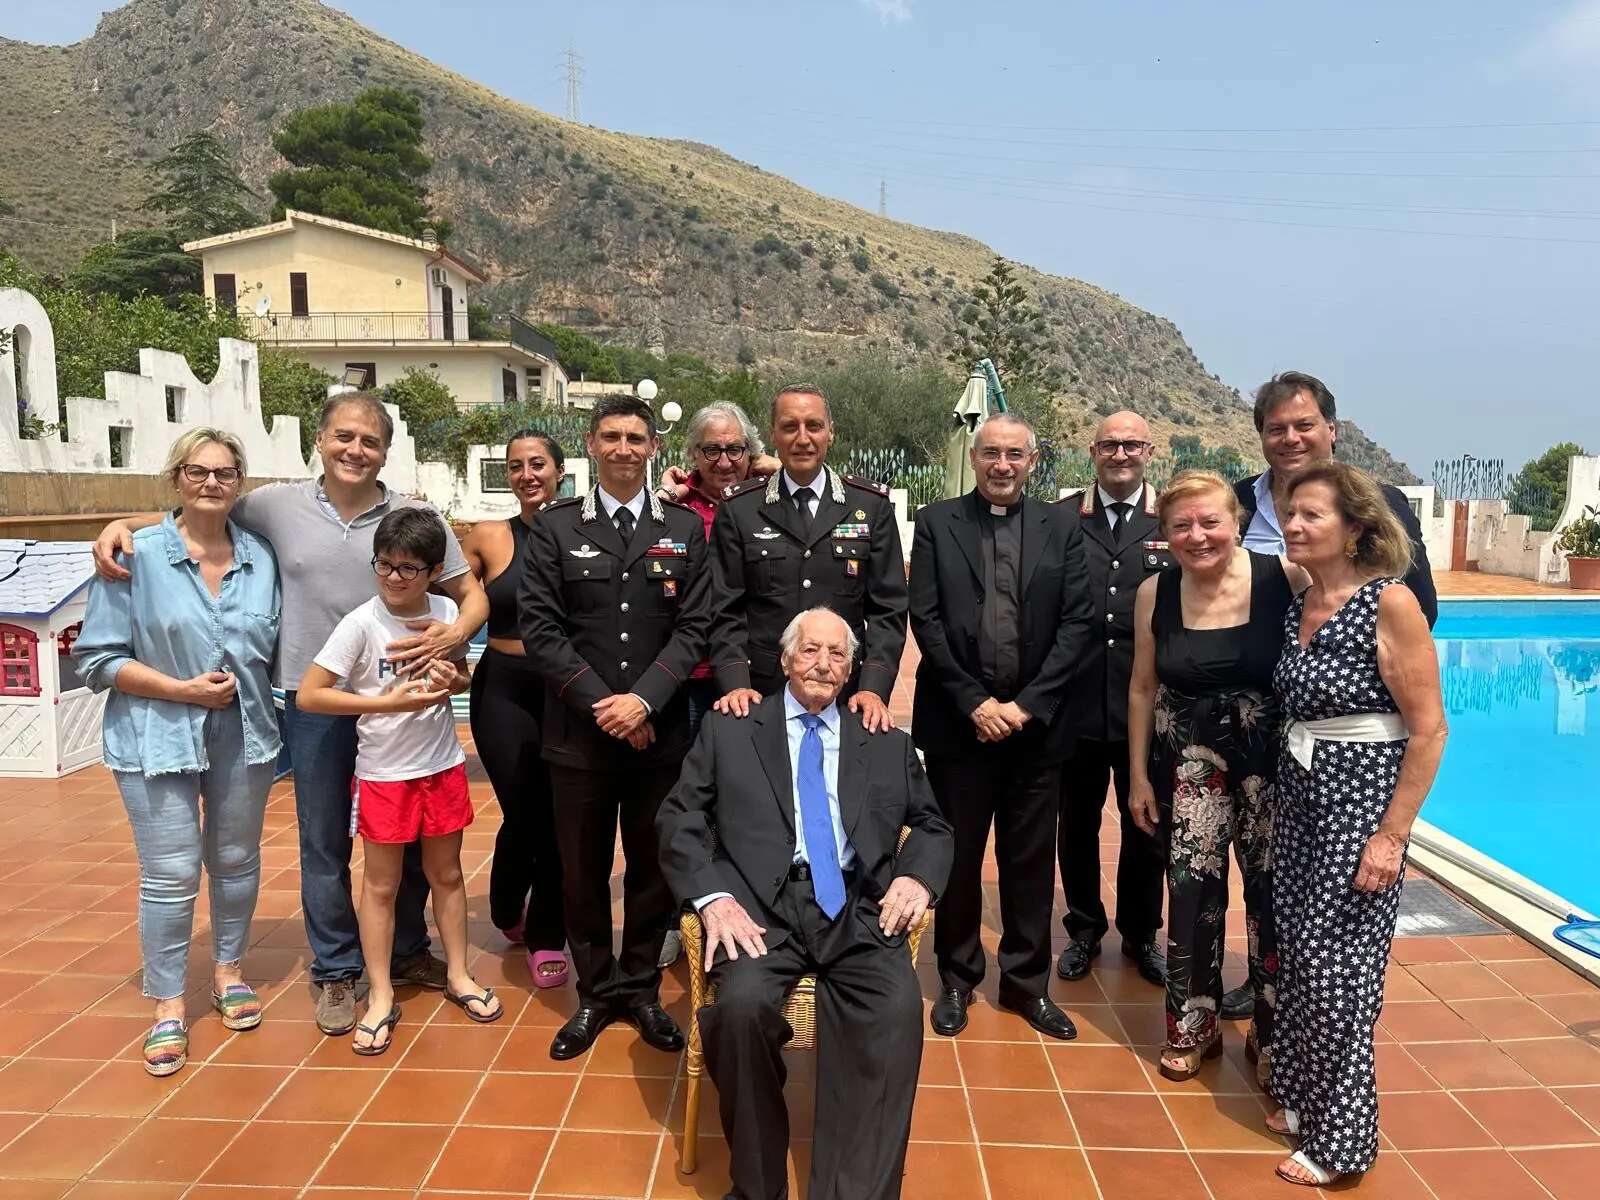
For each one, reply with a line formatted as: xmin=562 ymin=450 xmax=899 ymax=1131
xmin=798 ymin=713 xmax=846 ymax=919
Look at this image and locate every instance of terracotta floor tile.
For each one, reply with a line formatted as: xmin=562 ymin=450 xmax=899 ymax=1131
xmin=1 ymin=976 xmax=120 ymax=1016
xmin=1488 ymin=958 xmax=1593 ymax=997
xmin=197 ymin=1117 xmax=344 ymax=1186
xmin=1450 ymin=996 xmax=1573 ymax=1040
xmin=0 ymin=1111 xmax=37 ymax=1151
xmin=1092 ymin=964 xmax=1168 ymax=1004
xmin=1408 ymin=1041 xmax=1538 ymax=1090
xmin=1382 ymin=967 xmax=1436 ymax=1004
xmin=1459 ymin=934 xmax=1551 ymax=963
xmin=957 ymin=996 xmax=1039 ymax=1041
xmin=1409 ymin=961 xmax=1519 ymax=1001
xmin=564 ymin=1074 xmax=674 ymax=1133
xmin=1163 ymin=1094 xmax=1286 ymax=1152
xmin=40 ymin=915 xmax=134 ymax=945
xmin=1406 ymin=1148 xmax=1551 ymax=1200
xmin=0 ymin=1058 xmax=99 ymax=1112
xmin=425 ymin=1125 xmax=552 ymax=1193
xmin=536 ymin=1129 xmax=659 ymax=1197
xmin=60 ymin=1184 xmax=185 ymax=1199
xmin=462 ymin=1071 xmax=577 ymax=1127
xmin=917 ymin=1037 xmax=959 ymax=1086
xmin=1051 ymin=1003 xmax=1128 ymax=1046
xmin=1455 ymin=1087 xmax=1600 ymax=1148
xmin=1064 ymin=1092 xmax=1181 ymax=1149
xmin=1087 ymin=1148 xmax=1209 ymax=1200
xmin=581 ymin=1025 xmax=682 ymax=1077
xmin=155 ymin=1064 xmax=289 ymax=1121
xmin=980 ymin=1144 xmax=1097 ymax=1198
xmin=1109 ymin=1002 xmax=1166 ymax=1046
xmin=1048 ymin=1043 xmax=1153 ymax=1092
xmin=0 ymin=1013 xmax=84 ymax=1058
xmin=898 ymin=1140 xmax=987 ymax=1199
xmin=204 ymin=1021 xmax=320 ymax=1067
xmin=966 ymin=1087 xmax=1076 ymax=1146
xmin=1380 ymin=1091 xmax=1496 ymax=1150
xmin=0 ymin=942 xmax=93 ymax=975
xmin=908 ymin=1085 xmax=971 ymax=1142
xmin=0 ymin=1114 xmax=138 ymax=1179
xmin=1392 ymin=936 xmax=1475 ymax=965
xmin=1375 ymin=1043 xmax=1443 ymax=1092
xmin=86 ymin=1117 xmax=242 ymax=1183
xmin=1193 ymin=1150 xmax=1433 ymax=1198
xmin=56 ymin=943 xmax=140 ymax=977
xmin=312 ymin=1121 xmax=452 ymax=1190
xmin=397 ymin=1023 xmax=509 ymax=1072
xmin=1512 ymin=1145 xmax=1600 ymax=1200
xmin=1378 ymin=1000 xmax=1488 ymax=1043
xmin=1553 ymin=1085 xmax=1600 ymax=1131
xmin=1533 ymin=991 xmax=1600 ymax=1031
xmin=955 ymin=1039 xmax=1055 ymax=1090
xmin=363 ymin=1068 xmax=480 ymax=1125
xmin=51 ymin=1060 xmax=182 ymax=1118
xmin=492 ymin=1025 xmax=585 ymax=1073
xmin=1500 ymin=1037 xmax=1600 ymax=1087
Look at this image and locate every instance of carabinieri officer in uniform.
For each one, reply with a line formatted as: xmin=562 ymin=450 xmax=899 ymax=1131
xmin=709 ymin=383 xmax=908 ymax=732
xmin=519 ymin=395 xmax=713 ymax=1061
xmin=1055 ymin=411 xmax=1170 ymax=989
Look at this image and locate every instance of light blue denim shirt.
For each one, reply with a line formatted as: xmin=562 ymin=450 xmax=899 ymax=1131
xmin=73 ymin=514 xmax=282 ymax=776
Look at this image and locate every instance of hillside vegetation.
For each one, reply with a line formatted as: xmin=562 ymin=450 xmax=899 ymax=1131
xmin=0 ymin=0 xmax=1418 ymax=482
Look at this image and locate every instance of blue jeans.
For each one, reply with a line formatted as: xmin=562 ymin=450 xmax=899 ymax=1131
xmin=114 ymin=708 xmax=276 ymax=999
xmin=281 ymin=692 xmax=432 ymax=981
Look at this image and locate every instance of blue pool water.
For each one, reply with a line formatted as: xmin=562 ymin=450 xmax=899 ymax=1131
xmin=1429 ymin=600 xmax=1600 ymax=916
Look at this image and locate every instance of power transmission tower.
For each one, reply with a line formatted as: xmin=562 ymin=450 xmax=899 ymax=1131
xmin=562 ymin=41 xmax=584 ymax=123
xmin=878 ymin=178 xmax=887 ymax=217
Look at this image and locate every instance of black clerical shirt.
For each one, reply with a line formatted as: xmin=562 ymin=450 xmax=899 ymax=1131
xmin=977 ymin=498 xmax=1023 ymax=698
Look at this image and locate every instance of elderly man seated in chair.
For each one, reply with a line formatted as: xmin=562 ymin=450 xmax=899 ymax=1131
xmin=659 ymin=606 xmax=953 ymax=1200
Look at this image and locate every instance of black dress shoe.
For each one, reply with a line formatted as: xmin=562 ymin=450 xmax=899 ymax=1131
xmin=620 ymin=1001 xmax=685 ymax=1052
xmin=1056 ymin=936 xmax=1101 ymax=981
xmin=929 ymin=987 xmax=971 ymax=1037
xmin=1000 ymin=994 xmax=1078 ymax=1041
xmin=550 ymin=1005 xmax=613 ymax=1060
xmin=1221 ymin=981 xmax=1256 ymax=1021
xmin=1121 ymin=939 xmax=1167 ymax=986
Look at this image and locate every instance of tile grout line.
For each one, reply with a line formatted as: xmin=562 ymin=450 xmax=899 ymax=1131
xmin=1035 ymin=1011 xmax=1109 ymax=1200
xmin=528 ymin=1001 xmax=595 ymax=1199
xmin=949 ymin=1025 xmax=996 ymax=1200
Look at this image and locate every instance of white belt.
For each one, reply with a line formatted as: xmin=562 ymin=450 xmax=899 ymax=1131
xmin=1285 ymin=713 xmax=1408 ymax=771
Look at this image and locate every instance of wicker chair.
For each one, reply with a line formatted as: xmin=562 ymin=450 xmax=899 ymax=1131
xmin=676 ymin=826 xmax=929 ymax=1174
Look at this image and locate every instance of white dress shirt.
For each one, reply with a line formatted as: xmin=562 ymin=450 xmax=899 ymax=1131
xmin=1097 ymin=485 xmax=1141 ymax=534
xmin=693 ymin=687 xmax=854 ymax=911
xmin=1242 ymin=472 xmax=1287 ymax=554
xmin=597 ymin=485 xmax=646 ymax=525
xmin=782 ymin=468 xmax=828 ymax=517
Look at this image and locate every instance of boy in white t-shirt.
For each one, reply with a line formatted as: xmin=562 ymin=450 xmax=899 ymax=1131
xmin=297 ymin=508 xmax=501 ymax=1053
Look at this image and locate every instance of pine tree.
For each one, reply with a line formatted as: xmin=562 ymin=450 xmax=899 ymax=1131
xmin=946 ymin=256 xmax=1056 ymax=389
xmin=141 ymin=131 xmax=259 ymax=243
xmin=67 ymin=230 xmax=201 ymax=304
xmin=267 ymin=86 xmax=453 ymax=241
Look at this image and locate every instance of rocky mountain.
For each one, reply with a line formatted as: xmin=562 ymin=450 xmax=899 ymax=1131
xmin=0 ymin=0 xmax=1418 ymax=482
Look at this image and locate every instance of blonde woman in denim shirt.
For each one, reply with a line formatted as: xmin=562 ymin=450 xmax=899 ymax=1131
xmin=74 ymin=428 xmax=281 ymax=1077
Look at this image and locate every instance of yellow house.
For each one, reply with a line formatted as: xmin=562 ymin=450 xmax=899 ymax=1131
xmin=183 ymin=210 xmax=568 ymax=407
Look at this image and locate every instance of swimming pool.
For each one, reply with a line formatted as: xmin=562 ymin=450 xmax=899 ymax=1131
xmin=1428 ymin=599 xmax=1600 ymax=916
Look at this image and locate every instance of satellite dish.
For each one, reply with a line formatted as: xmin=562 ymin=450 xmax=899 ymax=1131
xmin=253 ymin=295 xmax=272 ymax=318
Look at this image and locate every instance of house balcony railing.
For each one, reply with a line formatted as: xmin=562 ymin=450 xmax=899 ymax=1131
xmin=242 ymin=311 xmax=467 ymax=345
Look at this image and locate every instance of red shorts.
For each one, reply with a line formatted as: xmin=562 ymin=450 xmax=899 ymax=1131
xmin=353 ymin=763 xmax=473 ymax=843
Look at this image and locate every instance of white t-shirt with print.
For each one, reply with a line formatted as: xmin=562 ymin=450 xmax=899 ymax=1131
xmin=312 ymin=594 xmax=466 ymax=782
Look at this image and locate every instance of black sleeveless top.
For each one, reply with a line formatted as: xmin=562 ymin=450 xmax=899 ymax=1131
xmin=484 ymin=516 xmax=530 ymax=639
xmin=1153 ymin=549 xmax=1293 ymax=695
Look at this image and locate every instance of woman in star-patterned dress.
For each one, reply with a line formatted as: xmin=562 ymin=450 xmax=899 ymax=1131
xmin=1267 ymin=462 xmax=1447 ymax=1188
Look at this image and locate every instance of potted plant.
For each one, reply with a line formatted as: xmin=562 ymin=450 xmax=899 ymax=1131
xmin=1556 ymin=505 xmax=1600 ymax=590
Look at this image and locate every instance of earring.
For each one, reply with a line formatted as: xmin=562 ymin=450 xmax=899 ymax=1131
xmin=1344 ymin=537 xmax=1359 ymax=559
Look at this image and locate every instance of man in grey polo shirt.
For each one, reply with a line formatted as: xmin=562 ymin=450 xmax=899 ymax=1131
xmin=95 ymin=394 xmax=489 ymax=1035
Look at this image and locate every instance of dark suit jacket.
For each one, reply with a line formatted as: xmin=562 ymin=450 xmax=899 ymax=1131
xmin=908 ymin=491 xmax=1095 ymax=763
xmin=1234 ymin=472 xmax=1438 ymax=627
xmin=657 ymin=694 xmax=954 ymax=958
xmin=518 ymin=491 xmax=712 ymax=769
xmin=709 ymin=469 xmax=908 ymax=699
xmin=1056 ymin=484 xmax=1174 ymax=743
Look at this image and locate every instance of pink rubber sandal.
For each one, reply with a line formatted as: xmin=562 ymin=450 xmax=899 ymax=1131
xmin=529 ymin=949 xmax=569 ymax=990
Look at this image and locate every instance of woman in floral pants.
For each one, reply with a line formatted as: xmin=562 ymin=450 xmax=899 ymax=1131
xmin=1127 ymin=472 xmax=1303 ymax=1081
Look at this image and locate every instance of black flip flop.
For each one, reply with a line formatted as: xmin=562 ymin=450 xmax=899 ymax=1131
xmin=444 ymin=985 xmax=503 ymax=1024
xmin=352 ymin=1004 xmax=402 ymax=1056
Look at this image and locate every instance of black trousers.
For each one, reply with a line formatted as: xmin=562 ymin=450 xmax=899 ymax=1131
xmin=469 ymin=649 xmax=565 ymax=947
xmin=926 ymin=750 xmax=1060 ymax=1002
xmin=547 ymin=763 xmax=677 ymax=1008
xmin=702 ymin=875 xmax=924 ymax=1200
xmin=1058 ymin=737 xmax=1165 ymax=946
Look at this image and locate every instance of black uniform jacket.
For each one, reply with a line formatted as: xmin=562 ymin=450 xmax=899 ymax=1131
xmin=908 ymin=490 xmax=1096 ymax=764
xmin=1057 ymin=483 xmax=1173 ymax=743
xmin=657 ymin=694 xmax=953 ymax=960
xmin=1233 ymin=472 xmax=1438 ymax=627
xmin=518 ymin=489 xmax=712 ymax=770
xmin=709 ymin=466 xmax=908 ymax=699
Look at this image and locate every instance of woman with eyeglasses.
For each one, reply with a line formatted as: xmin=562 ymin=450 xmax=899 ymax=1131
xmin=656 ymin=401 xmax=778 ymax=733
xmin=74 ymin=429 xmax=282 ymax=1076
xmin=460 ymin=430 xmax=571 ymax=989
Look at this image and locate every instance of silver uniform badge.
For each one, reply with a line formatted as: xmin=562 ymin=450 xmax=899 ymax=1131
xmin=753 ymin=528 xmax=782 ymax=540
xmin=570 ymin=545 xmax=601 ymax=558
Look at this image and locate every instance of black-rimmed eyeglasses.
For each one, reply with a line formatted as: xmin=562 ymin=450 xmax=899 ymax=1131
xmin=371 ymin=556 xmax=427 ymax=580
xmin=1092 ymin=439 xmax=1152 ymax=458
xmin=698 ymin=443 xmax=749 ymax=462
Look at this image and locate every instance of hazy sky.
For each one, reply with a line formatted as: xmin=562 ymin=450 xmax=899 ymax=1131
xmin=6 ymin=0 xmax=1600 ymax=477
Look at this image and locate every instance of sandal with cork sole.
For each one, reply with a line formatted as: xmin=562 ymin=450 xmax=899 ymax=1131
xmin=1158 ymin=1033 xmax=1223 ymax=1081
